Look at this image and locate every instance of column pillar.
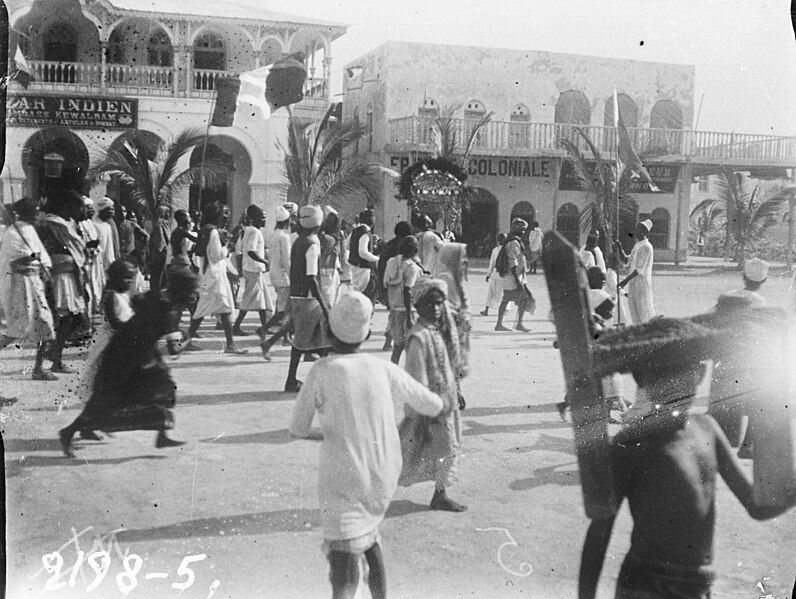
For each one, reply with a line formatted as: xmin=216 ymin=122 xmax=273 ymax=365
xmin=100 ymin=41 xmax=107 ymax=91
xmin=322 ymin=57 xmax=332 ymax=100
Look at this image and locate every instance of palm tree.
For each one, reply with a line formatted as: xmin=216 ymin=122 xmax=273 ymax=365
xmin=88 ymin=128 xmax=227 ymax=218
xmin=689 ymin=171 xmax=795 ymax=266
xmin=557 ymin=127 xmax=638 ymax=252
xmin=280 ymin=106 xmax=396 ymax=209
xmin=425 ymin=103 xmax=493 ymax=233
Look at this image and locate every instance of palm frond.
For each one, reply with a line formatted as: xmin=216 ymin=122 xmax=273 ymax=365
xmin=690 ymin=198 xmax=719 ymax=219
xmin=461 ymin=111 xmax=493 ymax=158
xmin=557 ymin=137 xmax=597 ymax=195
xmin=433 ymin=104 xmax=461 ymax=159
xmin=167 ymin=161 xmax=228 ymax=193
xmin=313 ymin=120 xmax=368 ymax=177
xmin=312 ymin=158 xmax=383 ymax=207
xmin=573 ymin=127 xmax=609 ymax=191
xmin=579 ymin=202 xmax=597 ymax=240
xmin=157 ymin=127 xmax=206 ymax=193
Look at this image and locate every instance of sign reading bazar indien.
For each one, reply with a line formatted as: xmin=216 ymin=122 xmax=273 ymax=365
xmin=7 ymin=94 xmax=139 ymax=129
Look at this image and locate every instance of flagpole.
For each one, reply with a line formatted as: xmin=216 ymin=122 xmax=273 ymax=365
xmin=196 ymin=90 xmax=218 ymax=213
xmin=613 ymin=90 xmax=622 ymax=326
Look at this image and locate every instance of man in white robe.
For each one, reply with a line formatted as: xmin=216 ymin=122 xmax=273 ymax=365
xmin=616 ymin=219 xmax=655 ymax=325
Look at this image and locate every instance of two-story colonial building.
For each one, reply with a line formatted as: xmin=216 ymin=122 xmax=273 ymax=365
xmin=343 ymin=41 xmax=796 ymax=261
xmin=4 ymin=0 xmax=346 ymax=224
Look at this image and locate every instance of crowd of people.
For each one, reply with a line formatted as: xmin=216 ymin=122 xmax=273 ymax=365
xmin=1 ymin=193 xmax=795 ymax=599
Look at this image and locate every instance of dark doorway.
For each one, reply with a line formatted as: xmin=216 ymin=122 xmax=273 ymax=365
xmin=22 ymin=127 xmax=89 ymax=201
xmin=461 ymin=188 xmax=498 ymax=258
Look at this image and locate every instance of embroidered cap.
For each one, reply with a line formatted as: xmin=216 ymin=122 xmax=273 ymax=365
xmin=329 ymin=291 xmax=372 ymax=344
xmin=511 ymin=217 xmax=528 ymax=230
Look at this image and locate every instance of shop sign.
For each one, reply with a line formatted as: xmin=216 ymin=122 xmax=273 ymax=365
xmin=389 ymin=156 xmax=553 ymax=179
xmin=559 ymin=160 xmax=679 ymax=193
xmin=7 ymin=94 xmax=138 ymax=129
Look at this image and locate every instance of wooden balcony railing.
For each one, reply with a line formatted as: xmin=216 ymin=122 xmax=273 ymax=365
xmin=106 ymin=64 xmax=173 ymax=91
xmin=29 ymin=59 xmax=101 ymax=86
xmin=193 ymin=68 xmax=235 ymax=91
xmin=388 ymin=115 xmax=796 ymax=164
xmin=19 ymin=60 xmax=331 ymax=111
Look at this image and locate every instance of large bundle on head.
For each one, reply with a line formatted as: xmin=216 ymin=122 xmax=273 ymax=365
xmin=592 ymin=317 xmax=716 ymax=385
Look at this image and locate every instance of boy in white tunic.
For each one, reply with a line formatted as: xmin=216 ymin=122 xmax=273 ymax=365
xmin=290 ymin=291 xmax=443 ymax=599
xmin=616 ymin=219 xmax=655 ymax=325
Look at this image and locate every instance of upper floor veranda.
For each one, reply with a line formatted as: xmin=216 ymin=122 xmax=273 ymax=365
xmin=7 ymin=0 xmax=346 ymax=110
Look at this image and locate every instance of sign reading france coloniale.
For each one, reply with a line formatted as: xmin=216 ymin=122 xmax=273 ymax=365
xmin=7 ymin=94 xmax=139 ymax=130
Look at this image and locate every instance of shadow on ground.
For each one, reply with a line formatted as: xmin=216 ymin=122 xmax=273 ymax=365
xmin=464 ymin=403 xmax=561 ymax=417
xmin=5 ymin=454 xmax=167 ymax=477
xmin=116 ymin=499 xmax=429 ymax=542
xmin=462 ymin=420 xmax=570 ymax=436
xmin=179 ymin=390 xmax=294 ymax=406
xmin=509 ymin=462 xmax=581 ymax=491
xmin=199 ymin=428 xmax=296 ymax=445
xmin=505 ymin=433 xmax=576 ymax=457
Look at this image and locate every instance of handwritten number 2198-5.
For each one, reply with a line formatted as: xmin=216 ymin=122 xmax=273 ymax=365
xmin=42 ymin=551 xmax=207 ymax=594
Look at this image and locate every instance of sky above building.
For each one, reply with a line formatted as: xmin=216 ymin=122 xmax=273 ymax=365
xmin=255 ymin=0 xmax=795 ymax=136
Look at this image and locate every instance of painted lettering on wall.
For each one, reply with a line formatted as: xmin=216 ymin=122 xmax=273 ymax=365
xmin=7 ymin=94 xmax=139 ymax=129
xmin=389 ymin=156 xmax=552 ymax=179
xmin=467 ymin=158 xmax=551 ymax=178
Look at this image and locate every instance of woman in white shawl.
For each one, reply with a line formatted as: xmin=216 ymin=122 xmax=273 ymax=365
xmin=0 ymin=199 xmax=57 ymax=379
xmin=186 ymin=202 xmax=247 ymax=354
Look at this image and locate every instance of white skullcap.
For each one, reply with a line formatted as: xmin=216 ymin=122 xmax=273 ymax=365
xmin=97 ymin=197 xmax=114 ymax=210
xmin=329 ymin=291 xmax=372 ymax=344
xmin=275 ymin=205 xmax=291 ymax=222
xmin=283 ymin=201 xmax=298 ymax=216
xmin=640 ymin=219 xmax=653 ymax=232
xmin=323 ymin=205 xmax=339 ymax=217
xmin=298 ymin=204 xmax=323 ymax=228
xmin=743 ymin=257 xmax=769 ymax=283
xmin=82 ymin=196 xmax=94 ymax=206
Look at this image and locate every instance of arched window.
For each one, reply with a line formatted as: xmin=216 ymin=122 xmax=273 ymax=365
xmin=555 ymin=90 xmax=590 ymax=125
xmin=147 ymin=29 xmax=172 ymax=67
xmin=464 ymin=100 xmax=487 ymax=148
xmin=650 ymin=100 xmax=683 ymax=130
xmin=464 ymin=99 xmax=486 ymax=119
xmin=510 ymin=103 xmax=531 ymax=122
xmin=194 ymin=31 xmax=226 ymax=70
xmin=509 ymin=103 xmax=531 ymax=148
xmin=603 ymin=93 xmax=638 ymax=127
xmin=556 ymin=203 xmax=580 ymax=245
xmin=418 ymin=96 xmax=438 ymax=117
xmin=43 ymin=22 xmax=77 ymax=62
xmin=648 ymin=208 xmax=670 ymax=249
xmin=261 ymin=38 xmax=282 ymax=66
xmin=649 ymin=100 xmax=684 ymax=153
xmin=106 ymin=28 xmax=126 ymax=64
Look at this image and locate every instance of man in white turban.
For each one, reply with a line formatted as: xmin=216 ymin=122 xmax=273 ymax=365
xmin=615 ymin=219 xmax=655 ymax=325
xmin=93 ymin=197 xmax=119 ymax=273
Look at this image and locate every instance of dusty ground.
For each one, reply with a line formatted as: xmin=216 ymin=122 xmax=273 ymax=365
xmin=2 ymin=262 xmax=795 ymax=599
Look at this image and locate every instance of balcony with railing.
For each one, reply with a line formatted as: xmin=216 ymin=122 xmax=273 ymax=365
xmin=388 ymin=115 xmax=796 ymax=167
xmin=22 ymin=60 xmax=331 ymax=111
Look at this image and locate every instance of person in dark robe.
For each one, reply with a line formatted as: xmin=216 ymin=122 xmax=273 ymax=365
xmin=58 ymin=269 xmax=198 ymax=458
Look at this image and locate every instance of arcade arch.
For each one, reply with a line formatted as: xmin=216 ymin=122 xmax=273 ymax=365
xmin=22 ymin=127 xmax=89 ymax=200
xmin=188 ymin=135 xmax=252 ymax=220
